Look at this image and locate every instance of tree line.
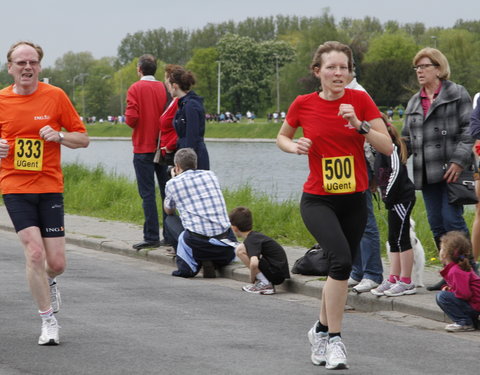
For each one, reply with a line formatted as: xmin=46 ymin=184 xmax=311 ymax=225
xmin=1 ymin=10 xmax=480 ymax=119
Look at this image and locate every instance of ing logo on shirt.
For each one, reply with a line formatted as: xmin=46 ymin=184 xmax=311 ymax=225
xmin=34 ymin=115 xmax=51 ymax=120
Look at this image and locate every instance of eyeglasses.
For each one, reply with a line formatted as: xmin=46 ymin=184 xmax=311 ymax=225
xmin=11 ymin=60 xmax=40 ymax=67
xmin=412 ymin=63 xmax=439 ymax=71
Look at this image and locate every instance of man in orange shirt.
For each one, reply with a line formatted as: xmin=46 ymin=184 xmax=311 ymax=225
xmin=0 ymin=41 xmax=89 ymax=345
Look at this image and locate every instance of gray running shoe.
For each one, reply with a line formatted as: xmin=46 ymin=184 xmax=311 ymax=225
xmin=50 ymin=281 xmax=61 ymax=313
xmin=371 ymin=279 xmax=395 ymax=296
xmin=38 ymin=317 xmax=60 ymax=345
xmin=307 ymin=321 xmax=328 ymax=366
xmin=384 ymin=281 xmax=417 ymax=297
xmin=242 ymin=281 xmax=275 ymax=295
xmin=325 ymin=336 xmax=349 ymax=370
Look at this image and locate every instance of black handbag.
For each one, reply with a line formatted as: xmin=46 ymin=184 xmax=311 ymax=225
xmin=447 ymin=169 xmax=478 ymax=205
xmin=440 ymin=115 xmax=478 ymax=206
xmin=291 ymin=244 xmax=329 ymax=276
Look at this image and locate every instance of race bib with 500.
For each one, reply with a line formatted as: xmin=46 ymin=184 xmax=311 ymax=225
xmin=14 ymin=138 xmax=44 ymax=171
xmin=322 ymin=155 xmax=356 ymax=193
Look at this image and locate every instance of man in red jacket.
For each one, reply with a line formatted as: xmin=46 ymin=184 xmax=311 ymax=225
xmin=125 ymin=54 xmax=170 ymax=250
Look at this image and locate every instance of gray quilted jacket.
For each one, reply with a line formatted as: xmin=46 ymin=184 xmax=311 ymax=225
xmin=402 ymin=80 xmax=473 ymax=189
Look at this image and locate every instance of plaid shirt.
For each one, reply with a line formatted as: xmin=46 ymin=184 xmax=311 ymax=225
xmin=164 ymin=169 xmax=230 ymax=236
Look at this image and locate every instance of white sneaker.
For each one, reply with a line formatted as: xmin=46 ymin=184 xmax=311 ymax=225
xmin=50 ymin=281 xmax=61 ymax=313
xmin=307 ymin=321 xmax=328 ymax=366
xmin=347 ymin=277 xmax=360 ymax=287
xmin=445 ymin=323 xmax=475 ymax=332
xmin=325 ymin=336 xmax=349 ymax=370
xmin=384 ymin=281 xmax=417 ymax=297
xmin=371 ymin=279 xmax=395 ymax=296
xmin=38 ymin=317 xmax=60 ymax=345
xmin=352 ymin=278 xmax=379 ymax=293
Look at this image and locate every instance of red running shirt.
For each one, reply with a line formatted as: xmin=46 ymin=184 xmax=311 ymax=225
xmin=286 ymin=89 xmax=381 ymax=195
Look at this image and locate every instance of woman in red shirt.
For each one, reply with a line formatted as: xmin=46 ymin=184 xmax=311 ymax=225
xmin=277 ymin=41 xmax=392 ymax=370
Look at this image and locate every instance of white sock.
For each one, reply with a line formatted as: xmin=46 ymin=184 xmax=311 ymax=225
xmin=39 ymin=308 xmax=54 ymax=320
xmin=256 ymin=272 xmax=269 ymax=285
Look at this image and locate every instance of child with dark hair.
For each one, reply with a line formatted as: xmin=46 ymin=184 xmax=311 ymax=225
xmin=370 ymin=114 xmax=417 ymax=297
xmin=229 ymin=206 xmax=290 ymax=295
xmin=436 ymin=231 xmax=480 ymax=332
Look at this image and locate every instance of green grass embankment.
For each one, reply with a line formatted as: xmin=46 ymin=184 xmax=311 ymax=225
xmin=63 ymin=163 xmax=472 ymax=265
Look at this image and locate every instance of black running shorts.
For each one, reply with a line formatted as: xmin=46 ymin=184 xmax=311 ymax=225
xmin=3 ymin=193 xmax=65 ymax=237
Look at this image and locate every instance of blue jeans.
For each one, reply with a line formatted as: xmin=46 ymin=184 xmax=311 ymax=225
xmin=133 ymin=153 xmax=168 ymax=242
xmin=350 ymin=189 xmax=383 ymax=284
xmin=436 ymin=290 xmax=480 ymax=327
xmin=164 ymin=214 xmax=184 ymax=250
xmin=422 ymin=182 xmax=469 ymax=240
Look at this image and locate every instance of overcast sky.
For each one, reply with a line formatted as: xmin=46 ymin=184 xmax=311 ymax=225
xmin=1 ymin=0 xmax=479 ymax=67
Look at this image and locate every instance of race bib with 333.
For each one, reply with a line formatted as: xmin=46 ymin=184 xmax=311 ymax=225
xmin=14 ymin=138 xmax=44 ymax=171
xmin=322 ymin=155 xmax=356 ymax=193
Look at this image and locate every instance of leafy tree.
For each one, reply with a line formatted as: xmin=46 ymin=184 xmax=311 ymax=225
xmin=52 ymin=51 xmax=96 ymax=97
xmin=436 ymin=28 xmax=480 ymax=95
xmin=217 ymin=34 xmax=295 ymax=114
xmin=362 ymin=33 xmax=418 ymax=106
xmin=186 ymin=48 xmax=219 ymax=114
xmin=84 ymin=58 xmax=116 ymax=119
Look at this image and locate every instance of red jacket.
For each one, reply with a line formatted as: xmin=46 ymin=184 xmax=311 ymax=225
xmin=160 ymin=98 xmax=178 ymax=156
xmin=440 ymin=262 xmax=480 ymax=311
xmin=125 ymin=77 xmax=168 ymax=153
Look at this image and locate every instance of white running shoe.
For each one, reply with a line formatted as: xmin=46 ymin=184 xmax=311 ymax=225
xmin=371 ymin=279 xmax=395 ymax=296
xmin=50 ymin=281 xmax=61 ymax=313
xmin=307 ymin=321 xmax=328 ymax=366
xmin=38 ymin=317 xmax=60 ymax=345
xmin=352 ymin=278 xmax=379 ymax=293
xmin=445 ymin=323 xmax=475 ymax=332
xmin=347 ymin=277 xmax=360 ymax=287
xmin=384 ymin=281 xmax=417 ymax=297
xmin=325 ymin=336 xmax=349 ymax=370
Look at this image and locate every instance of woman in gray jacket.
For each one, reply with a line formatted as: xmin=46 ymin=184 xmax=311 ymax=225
xmin=402 ymin=47 xmax=473 ymax=290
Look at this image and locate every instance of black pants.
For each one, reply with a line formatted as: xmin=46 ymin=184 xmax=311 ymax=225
xmin=300 ymin=192 xmax=367 ymax=280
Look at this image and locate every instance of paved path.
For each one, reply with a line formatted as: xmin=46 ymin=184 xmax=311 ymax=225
xmin=0 ymin=206 xmax=457 ymax=323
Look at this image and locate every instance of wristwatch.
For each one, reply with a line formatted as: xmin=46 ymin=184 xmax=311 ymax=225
xmin=357 ymin=121 xmax=371 ymax=135
xmin=58 ymin=132 xmax=65 ymax=143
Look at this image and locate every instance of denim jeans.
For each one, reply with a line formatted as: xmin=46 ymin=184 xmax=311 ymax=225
xmin=422 ymin=181 xmax=469 ymax=240
xmin=133 ymin=153 xmax=169 ymax=242
xmin=436 ymin=290 xmax=480 ymax=327
xmin=350 ymin=189 xmax=383 ymax=284
xmin=164 ymin=214 xmax=184 ymax=250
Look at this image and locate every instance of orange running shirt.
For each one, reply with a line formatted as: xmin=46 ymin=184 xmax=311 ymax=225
xmin=0 ymin=82 xmax=87 ymax=194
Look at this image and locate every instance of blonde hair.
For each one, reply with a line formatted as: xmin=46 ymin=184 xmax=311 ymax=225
xmin=7 ymin=41 xmax=43 ymax=63
xmin=413 ymin=47 xmax=450 ymax=80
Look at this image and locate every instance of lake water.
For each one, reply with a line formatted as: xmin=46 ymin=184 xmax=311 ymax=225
xmin=61 ymin=139 xmax=310 ymax=202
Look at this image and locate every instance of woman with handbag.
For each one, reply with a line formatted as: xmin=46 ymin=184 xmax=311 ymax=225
xmin=402 ymin=47 xmax=474 ymax=290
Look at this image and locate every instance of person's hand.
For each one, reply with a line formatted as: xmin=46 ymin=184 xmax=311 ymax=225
xmin=296 ymin=137 xmax=312 ymax=155
xmin=444 ymin=163 xmax=463 ymax=183
xmin=0 ymin=139 xmax=10 ymax=158
xmin=39 ymin=125 xmax=62 ymax=143
xmin=338 ymin=104 xmax=360 ymax=129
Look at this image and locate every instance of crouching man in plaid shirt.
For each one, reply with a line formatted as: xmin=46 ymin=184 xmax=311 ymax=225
xmin=163 ymin=148 xmax=237 ymax=278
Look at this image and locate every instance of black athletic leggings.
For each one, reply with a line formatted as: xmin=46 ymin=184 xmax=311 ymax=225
xmin=300 ymin=192 xmax=367 ymax=280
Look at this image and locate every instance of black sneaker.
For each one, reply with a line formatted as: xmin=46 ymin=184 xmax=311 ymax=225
xmin=202 ymin=261 xmax=216 ymax=278
xmin=132 ymin=241 xmax=161 ymax=250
